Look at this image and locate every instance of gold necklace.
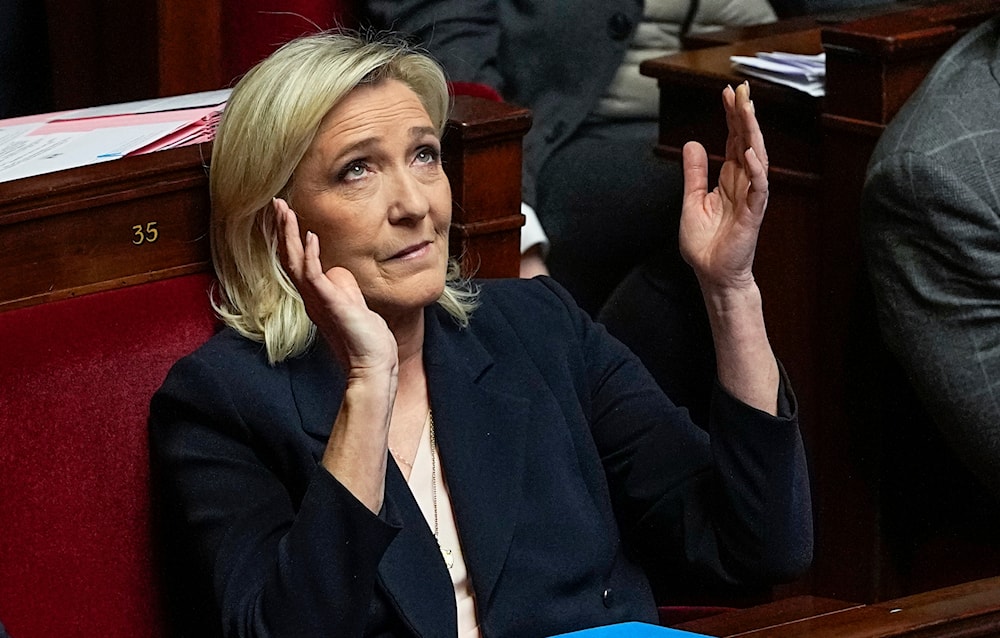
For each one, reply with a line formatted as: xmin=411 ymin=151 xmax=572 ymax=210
xmin=428 ymin=410 xmax=455 ymax=569
xmin=388 ymin=447 xmax=413 ymax=470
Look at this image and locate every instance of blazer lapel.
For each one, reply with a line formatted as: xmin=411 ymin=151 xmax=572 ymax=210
xmin=290 ymin=339 xmax=344 ymax=444
xmin=423 ymin=308 xmax=530 ymax=613
xmin=290 ymin=345 xmax=458 ymax=636
xmin=289 ymin=308 xmax=533 ymax=629
xmin=378 ymin=463 xmax=459 ymax=637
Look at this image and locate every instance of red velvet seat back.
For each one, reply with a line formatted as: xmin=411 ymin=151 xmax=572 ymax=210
xmin=0 ymin=274 xmax=218 ymax=638
xmin=217 ymin=1 xmax=503 ymax=102
xmin=221 ymin=0 xmax=357 ymax=84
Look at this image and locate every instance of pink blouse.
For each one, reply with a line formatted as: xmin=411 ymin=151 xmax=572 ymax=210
xmin=407 ymin=421 xmax=482 ymax=637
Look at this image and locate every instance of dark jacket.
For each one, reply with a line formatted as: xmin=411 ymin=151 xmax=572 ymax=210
xmin=862 ymin=14 xmax=1000 ymax=501
xmin=150 ymin=277 xmax=812 ymax=637
xmin=363 ymin=0 xmax=644 ymax=208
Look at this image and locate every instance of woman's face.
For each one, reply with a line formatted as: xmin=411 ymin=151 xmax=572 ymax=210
xmin=289 ymin=78 xmax=451 ymax=318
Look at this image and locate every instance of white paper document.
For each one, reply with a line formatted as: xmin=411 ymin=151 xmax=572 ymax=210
xmin=0 ymin=123 xmax=186 ymax=183
xmin=50 ymin=89 xmax=231 ymax=121
xmin=0 ymin=92 xmax=229 ymax=184
xmin=730 ymin=52 xmax=825 ymax=97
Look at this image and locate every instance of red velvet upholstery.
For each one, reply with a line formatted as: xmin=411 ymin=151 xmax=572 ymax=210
xmin=217 ymin=1 xmax=502 ymax=103
xmin=448 ymin=81 xmax=503 ymax=103
xmin=220 ymin=0 xmax=357 ymax=84
xmin=0 ymin=274 xmax=218 ymax=638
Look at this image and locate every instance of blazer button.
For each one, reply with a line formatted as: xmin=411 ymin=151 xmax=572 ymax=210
xmin=607 ymin=13 xmax=633 ymax=41
xmin=602 ymin=587 xmax=615 ymax=608
xmin=544 ymin=120 xmax=567 ymax=143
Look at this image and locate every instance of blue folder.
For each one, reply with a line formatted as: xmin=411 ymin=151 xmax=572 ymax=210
xmin=549 ymin=621 xmax=711 ymax=637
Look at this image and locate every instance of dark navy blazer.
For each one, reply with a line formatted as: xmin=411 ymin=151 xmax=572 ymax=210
xmin=150 ymin=277 xmax=812 ymax=638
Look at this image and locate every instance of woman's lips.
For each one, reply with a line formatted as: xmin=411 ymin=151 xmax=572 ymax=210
xmin=388 ymin=240 xmax=431 ymax=260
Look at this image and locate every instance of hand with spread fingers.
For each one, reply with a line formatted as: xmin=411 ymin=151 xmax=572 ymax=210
xmin=680 ymin=81 xmax=769 ymax=294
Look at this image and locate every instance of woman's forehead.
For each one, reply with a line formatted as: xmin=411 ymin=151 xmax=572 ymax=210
xmin=325 ymin=80 xmax=430 ymax=126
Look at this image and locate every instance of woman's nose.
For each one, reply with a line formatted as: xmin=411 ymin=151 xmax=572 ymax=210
xmin=387 ymin=170 xmax=430 ymax=223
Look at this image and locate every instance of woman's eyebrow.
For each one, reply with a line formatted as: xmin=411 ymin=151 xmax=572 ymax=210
xmin=331 ymin=126 xmax=438 ymax=162
xmin=409 ymin=126 xmax=439 ymax=141
xmin=327 ymin=137 xmax=381 ymax=165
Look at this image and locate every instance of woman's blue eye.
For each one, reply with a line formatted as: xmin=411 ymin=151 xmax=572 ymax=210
xmin=338 ymin=161 xmax=368 ymax=181
xmin=415 ymin=147 xmax=440 ymax=164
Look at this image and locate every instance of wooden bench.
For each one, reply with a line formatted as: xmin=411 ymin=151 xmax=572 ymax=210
xmin=677 ymin=575 xmax=1000 ymax=637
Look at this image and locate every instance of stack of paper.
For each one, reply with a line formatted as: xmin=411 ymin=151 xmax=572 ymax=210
xmin=0 ymin=89 xmax=230 ymax=184
xmin=730 ymin=52 xmax=825 ymax=97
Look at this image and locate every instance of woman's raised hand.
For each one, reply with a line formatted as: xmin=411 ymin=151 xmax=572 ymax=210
xmin=679 ymin=82 xmax=768 ymax=294
xmin=677 ymin=82 xmax=779 ymax=414
xmin=273 ymin=198 xmax=399 ymax=378
xmin=274 ymin=197 xmax=397 ymax=511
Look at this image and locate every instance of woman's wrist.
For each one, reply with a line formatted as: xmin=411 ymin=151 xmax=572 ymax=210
xmin=700 ymin=278 xmax=763 ymax=325
xmin=321 ymin=375 xmax=396 ymax=513
xmin=700 ymin=279 xmax=780 ymax=415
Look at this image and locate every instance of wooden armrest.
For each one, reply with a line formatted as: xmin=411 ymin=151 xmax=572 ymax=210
xmin=446 ymin=95 xmax=531 ymax=279
xmin=822 ymin=0 xmax=999 ymax=124
xmin=0 ymin=95 xmax=531 ymax=313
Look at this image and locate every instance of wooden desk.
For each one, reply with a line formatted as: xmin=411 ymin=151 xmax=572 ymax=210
xmin=677 ymin=577 xmax=1000 ymax=637
xmin=676 ymin=596 xmax=863 ymax=636
xmin=0 ymin=95 xmax=530 ymax=312
xmin=678 ymin=0 xmax=940 ymax=50
xmin=641 ymin=0 xmax=1000 ymax=604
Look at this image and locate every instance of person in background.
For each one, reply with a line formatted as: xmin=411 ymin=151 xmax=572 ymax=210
xmin=149 ymin=30 xmax=811 ymax=638
xmin=862 ymin=13 xmax=1000 ymax=502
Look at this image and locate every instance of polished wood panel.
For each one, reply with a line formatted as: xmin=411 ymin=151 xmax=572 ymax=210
xmin=44 ymin=1 xmax=352 ymax=110
xmin=444 ymin=96 xmax=532 ymax=279
xmin=0 ymin=95 xmax=529 ymax=312
xmin=677 ymin=577 xmax=1000 ymax=637
xmin=0 ymin=145 xmax=213 ymax=312
xmin=739 ymin=578 xmax=1000 ymax=637
xmin=156 ymin=0 xmax=224 ymax=96
xmin=822 ymin=0 xmax=998 ymax=124
xmin=676 ymin=596 xmax=863 ymax=636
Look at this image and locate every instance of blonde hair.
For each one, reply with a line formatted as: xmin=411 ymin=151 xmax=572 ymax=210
xmin=210 ymin=31 xmax=479 ymax=364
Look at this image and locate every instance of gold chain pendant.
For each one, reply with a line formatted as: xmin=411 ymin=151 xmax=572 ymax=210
xmin=440 ymin=546 xmax=455 ymax=569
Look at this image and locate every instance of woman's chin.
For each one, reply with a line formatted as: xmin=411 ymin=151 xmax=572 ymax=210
xmin=366 ymin=274 xmax=447 ymax=319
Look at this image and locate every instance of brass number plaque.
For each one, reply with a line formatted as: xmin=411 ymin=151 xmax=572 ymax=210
xmin=132 ymin=222 xmax=159 ymax=245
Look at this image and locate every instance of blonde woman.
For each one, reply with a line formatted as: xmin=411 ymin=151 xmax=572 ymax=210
xmin=150 ymin=31 xmax=811 ymax=638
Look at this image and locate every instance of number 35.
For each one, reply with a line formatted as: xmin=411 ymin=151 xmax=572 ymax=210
xmin=132 ymin=222 xmax=159 ymax=245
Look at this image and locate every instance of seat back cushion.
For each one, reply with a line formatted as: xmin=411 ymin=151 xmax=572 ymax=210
xmin=0 ymin=274 xmax=218 ymax=638
xmin=221 ymin=0 xmax=357 ymax=83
